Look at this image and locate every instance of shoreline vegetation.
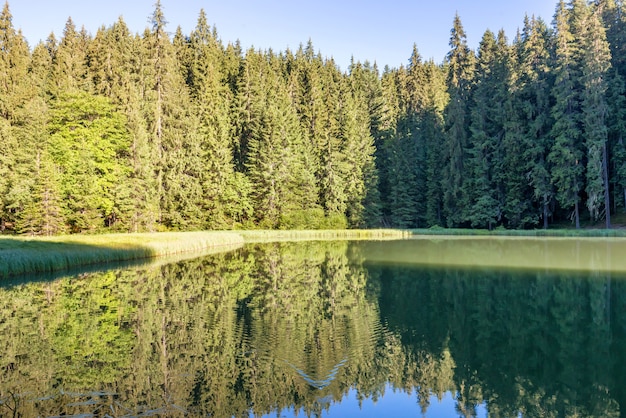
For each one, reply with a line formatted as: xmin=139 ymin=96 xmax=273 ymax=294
xmin=2 ymin=228 xmax=626 ymax=280
xmin=0 ymin=229 xmax=410 ymax=280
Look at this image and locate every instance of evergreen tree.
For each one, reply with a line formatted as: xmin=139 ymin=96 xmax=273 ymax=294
xmin=549 ymin=0 xmax=584 ymax=228
xmin=17 ymin=150 xmax=65 ymax=235
xmin=244 ymin=50 xmax=319 ymax=228
xmin=386 ymin=48 xmax=425 ymax=228
xmin=422 ymin=60 xmax=448 ymax=227
xmin=49 ymin=17 xmax=90 ymax=95
xmin=608 ymin=70 xmax=626 ymax=210
xmin=518 ymin=17 xmax=553 ymax=228
xmin=442 ymin=14 xmax=475 ymax=227
xmin=345 ymin=66 xmax=381 ymax=227
xmin=466 ymin=30 xmax=504 ymax=229
xmin=580 ymin=2 xmax=612 ymax=227
xmin=0 ymin=2 xmax=31 ymax=231
xmin=188 ymin=10 xmax=249 ymax=228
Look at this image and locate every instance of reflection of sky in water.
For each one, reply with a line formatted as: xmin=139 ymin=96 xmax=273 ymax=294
xmin=258 ymin=388 xmax=488 ymax=417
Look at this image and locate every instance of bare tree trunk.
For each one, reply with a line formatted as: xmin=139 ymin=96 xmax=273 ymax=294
xmin=603 ymin=143 xmax=611 ymax=229
xmin=575 ymin=200 xmax=580 ymax=229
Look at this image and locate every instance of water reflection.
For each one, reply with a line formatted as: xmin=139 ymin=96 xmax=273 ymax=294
xmin=0 ymin=239 xmax=625 ymax=417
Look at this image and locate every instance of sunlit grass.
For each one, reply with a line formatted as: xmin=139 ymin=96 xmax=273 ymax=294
xmin=0 ymin=231 xmax=244 ymax=279
xmin=412 ymin=227 xmax=626 ymax=237
xmin=5 ymin=226 xmax=625 ymax=280
xmin=238 ymin=229 xmax=410 ymax=243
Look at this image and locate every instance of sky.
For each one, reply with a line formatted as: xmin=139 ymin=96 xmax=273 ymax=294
xmin=9 ymin=0 xmax=558 ymax=71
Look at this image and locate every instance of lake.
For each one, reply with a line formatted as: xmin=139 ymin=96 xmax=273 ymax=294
xmin=1 ymin=237 xmax=625 ymax=417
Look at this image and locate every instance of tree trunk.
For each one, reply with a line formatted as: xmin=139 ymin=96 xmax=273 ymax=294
xmin=575 ymin=200 xmax=580 ymax=229
xmin=603 ymin=143 xmax=611 ymax=229
xmin=543 ymin=201 xmax=549 ymax=229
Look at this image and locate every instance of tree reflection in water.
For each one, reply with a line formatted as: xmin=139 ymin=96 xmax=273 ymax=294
xmin=0 ymin=239 xmax=624 ymax=417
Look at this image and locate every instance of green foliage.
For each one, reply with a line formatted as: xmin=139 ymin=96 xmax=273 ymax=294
xmin=2 ymin=0 xmax=626 ymax=234
xmin=48 ymin=92 xmax=132 ymax=232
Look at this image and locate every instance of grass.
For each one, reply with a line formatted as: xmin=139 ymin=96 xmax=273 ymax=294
xmin=0 ymin=229 xmax=409 ymax=280
xmin=411 ymin=226 xmax=626 ymax=238
xmin=0 ymin=231 xmax=244 ymax=280
xmin=238 ymin=228 xmax=411 ymax=243
xmin=3 ymin=225 xmax=625 ymax=280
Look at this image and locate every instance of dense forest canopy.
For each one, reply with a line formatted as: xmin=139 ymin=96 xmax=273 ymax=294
xmin=1 ymin=0 xmax=626 ymax=234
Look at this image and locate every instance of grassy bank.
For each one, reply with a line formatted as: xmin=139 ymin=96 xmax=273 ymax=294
xmin=0 ymin=231 xmax=244 ymax=280
xmin=5 ymin=226 xmax=623 ymax=280
xmin=411 ymin=227 xmax=626 ymax=238
xmin=0 ymin=229 xmax=410 ymax=280
xmin=238 ymin=228 xmax=411 ymax=243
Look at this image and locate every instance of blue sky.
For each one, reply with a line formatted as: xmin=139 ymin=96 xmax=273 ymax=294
xmin=9 ymin=0 xmax=557 ymax=71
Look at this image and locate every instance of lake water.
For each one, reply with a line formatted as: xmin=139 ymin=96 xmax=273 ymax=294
xmin=1 ymin=237 xmax=625 ymax=417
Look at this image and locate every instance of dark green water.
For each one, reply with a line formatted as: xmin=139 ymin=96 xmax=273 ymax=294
xmin=0 ymin=239 xmax=624 ymax=417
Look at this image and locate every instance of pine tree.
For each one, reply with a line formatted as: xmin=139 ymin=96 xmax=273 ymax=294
xmin=49 ymin=17 xmax=90 ymax=96
xmin=386 ymin=48 xmax=425 ymax=228
xmin=442 ymin=14 xmax=475 ymax=227
xmin=0 ymin=2 xmax=31 ymax=231
xmin=244 ymin=50 xmax=319 ymax=228
xmin=466 ymin=30 xmax=503 ymax=229
xmin=422 ymin=60 xmax=448 ymax=227
xmin=188 ymin=10 xmax=247 ymax=228
xmin=344 ymin=69 xmax=381 ymax=227
xmin=518 ymin=16 xmax=554 ymax=228
xmin=548 ymin=0 xmax=584 ymax=228
xmin=581 ymin=2 xmax=612 ymax=226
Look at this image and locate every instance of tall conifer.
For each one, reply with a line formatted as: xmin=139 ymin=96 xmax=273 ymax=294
xmin=549 ymin=0 xmax=584 ymax=228
xmin=443 ymin=14 xmax=475 ymax=227
xmin=581 ymin=2 xmax=612 ymax=226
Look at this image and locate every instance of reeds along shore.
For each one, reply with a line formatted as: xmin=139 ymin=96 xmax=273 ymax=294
xmin=0 ymin=229 xmax=410 ymax=280
xmin=3 ymin=227 xmax=624 ymax=280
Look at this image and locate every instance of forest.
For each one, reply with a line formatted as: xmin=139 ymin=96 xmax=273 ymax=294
xmin=1 ymin=0 xmax=626 ymax=234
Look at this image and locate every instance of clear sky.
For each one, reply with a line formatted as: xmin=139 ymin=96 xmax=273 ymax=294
xmin=9 ymin=0 xmax=557 ymax=71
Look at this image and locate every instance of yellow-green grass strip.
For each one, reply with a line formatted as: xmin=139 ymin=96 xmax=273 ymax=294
xmin=410 ymin=227 xmax=626 ymax=238
xmin=238 ymin=228 xmax=410 ymax=243
xmin=0 ymin=231 xmax=244 ymax=279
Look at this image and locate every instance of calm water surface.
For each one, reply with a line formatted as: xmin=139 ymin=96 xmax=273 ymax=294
xmin=1 ymin=238 xmax=625 ymax=417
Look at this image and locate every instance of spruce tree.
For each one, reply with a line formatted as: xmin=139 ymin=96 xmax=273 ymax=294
xmin=388 ymin=48 xmax=425 ymax=228
xmin=49 ymin=17 xmax=90 ymax=96
xmin=289 ymin=43 xmax=342 ymax=223
xmin=422 ymin=60 xmax=448 ymax=227
xmin=346 ymin=63 xmax=382 ymax=227
xmin=188 ymin=10 xmax=246 ymax=228
xmin=0 ymin=2 xmax=32 ymax=231
xmin=442 ymin=14 xmax=475 ymax=227
xmin=518 ymin=17 xmax=554 ymax=228
xmin=244 ymin=50 xmax=318 ymax=228
xmin=466 ymin=30 xmax=503 ymax=229
xmin=580 ymin=2 xmax=612 ymax=226
xmin=548 ymin=0 xmax=584 ymax=228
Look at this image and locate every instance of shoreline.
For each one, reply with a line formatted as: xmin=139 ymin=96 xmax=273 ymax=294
xmin=2 ymin=227 xmax=625 ymax=280
xmin=0 ymin=229 xmax=409 ymax=280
